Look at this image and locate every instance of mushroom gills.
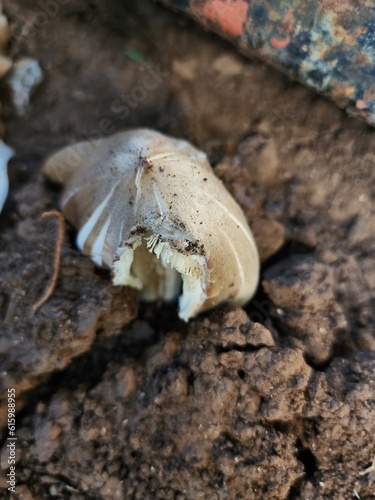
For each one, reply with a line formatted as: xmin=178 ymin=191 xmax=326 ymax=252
xmin=112 ymin=232 xmax=207 ymax=321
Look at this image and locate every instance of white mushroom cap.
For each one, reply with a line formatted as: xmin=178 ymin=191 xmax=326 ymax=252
xmin=43 ymin=129 xmax=259 ymax=320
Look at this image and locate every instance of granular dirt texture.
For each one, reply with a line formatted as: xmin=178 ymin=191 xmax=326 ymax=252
xmin=0 ymin=0 xmax=374 ymax=499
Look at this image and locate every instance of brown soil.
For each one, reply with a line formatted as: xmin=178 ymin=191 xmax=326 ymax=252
xmin=0 ymin=1 xmax=374 ymax=499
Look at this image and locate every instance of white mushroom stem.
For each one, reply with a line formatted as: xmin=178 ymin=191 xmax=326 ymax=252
xmin=0 ymin=140 xmax=14 ymax=213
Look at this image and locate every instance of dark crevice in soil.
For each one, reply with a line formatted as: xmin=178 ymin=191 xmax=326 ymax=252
xmin=186 ymin=369 xmax=195 ymax=393
xmin=215 ymin=342 xmax=270 ymax=354
xmin=296 ymin=439 xmax=318 ymax=479
xmin=272 ymin=420 xmax=295 ymax=435
xmin=245 ymin=286 xmax=274 ymax=326
xmin=287 ymin=439 xmax=319 ymax=498
xmin=137 ymin=300 xmax=188 ymax=337
xmin=302 ymin=352 xmax=333 ymax=372
xmin=287 ymin=474 xmax=307 ymax=500
xmin=260 ymin=237 xmax=316 ymax=269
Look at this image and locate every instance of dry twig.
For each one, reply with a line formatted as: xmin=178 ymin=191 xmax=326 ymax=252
xmin=31 ymin=211 xmax=65 ymax=315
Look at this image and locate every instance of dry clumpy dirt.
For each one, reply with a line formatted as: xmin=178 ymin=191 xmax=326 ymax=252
xmin=0 ymin=0 xmax=374 ymax=499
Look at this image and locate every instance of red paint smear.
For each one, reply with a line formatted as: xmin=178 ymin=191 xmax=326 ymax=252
xmin=284 ymin=7 xmax=293 ymax=23
xmin=270 ymin=36 xmax=291 ymax=49
xmin=201 ymin=0 xmax=248 ymax=37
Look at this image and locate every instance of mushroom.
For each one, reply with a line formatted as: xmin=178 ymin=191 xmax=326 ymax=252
xmin=43 ymin=129 xmax=259 ymax=320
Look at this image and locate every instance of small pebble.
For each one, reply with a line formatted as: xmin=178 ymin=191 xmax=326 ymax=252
xmin=8 ymin=58 xmax=44 ymax=115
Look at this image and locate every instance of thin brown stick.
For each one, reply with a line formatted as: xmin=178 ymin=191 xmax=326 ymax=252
xmin=31 ymin=210 xmax=65 ymax=316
